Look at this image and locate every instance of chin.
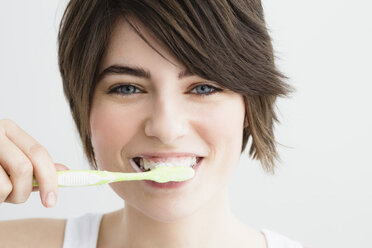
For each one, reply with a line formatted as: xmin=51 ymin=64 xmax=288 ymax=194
xmin=110 ymin=183 xmax=200 ymax=223
xmin=140 ymin=202 xmax=198 ymax=223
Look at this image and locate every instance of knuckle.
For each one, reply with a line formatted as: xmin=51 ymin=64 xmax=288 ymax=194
xmin=0 ymin=119 xmax=17 ymax=136
xmin=0 ymin=183 xmax=13 ymax=199
xmin=0 ymin=118 xmax=15 ymax=126
xmin=0 ymin=119 xmax=15 ymax=130
xmin=13 ymin=160 xmax=33 ymax=177
xmin=29 ymin=143 xmax=47 ymax=157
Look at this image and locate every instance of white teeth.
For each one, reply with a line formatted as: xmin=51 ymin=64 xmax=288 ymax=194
xmin=136 ymin=157 xmax=198 ymax=171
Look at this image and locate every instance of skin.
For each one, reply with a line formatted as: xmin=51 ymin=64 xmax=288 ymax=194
xmin=89 ymin=17 xmax=266 ymax=248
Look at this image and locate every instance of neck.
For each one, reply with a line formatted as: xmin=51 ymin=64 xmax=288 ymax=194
xmin=118 ymin=189 xmax=238 ymax=248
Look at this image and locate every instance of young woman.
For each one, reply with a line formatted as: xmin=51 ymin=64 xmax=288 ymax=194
xmin=0 ymin=0 xmax=307 ymax=247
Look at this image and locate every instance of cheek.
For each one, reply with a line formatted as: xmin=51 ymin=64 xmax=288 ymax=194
xmin=197 ymin=97 xmax=245 ymax=181
xmin=198 ymin=97 xmax=245 ymax=155
xmin=90 ymin=102 xmax=137 ymax=170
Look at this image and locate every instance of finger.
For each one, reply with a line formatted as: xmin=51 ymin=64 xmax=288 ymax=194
xmin=1 ymin=120 xmax=57 ymax=208
xmin=32 ymin=163 xmax=70 ymax=192
xmin=55 ymin=163 xmax=70 ymax=171
xmin=0 ymin=136 xmax=33 ymax=204
xmin=0 ymin=164 xmax=13 ymax=203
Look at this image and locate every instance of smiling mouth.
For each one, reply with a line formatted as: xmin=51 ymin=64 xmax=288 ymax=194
xmin=130 ymin=156 xmax=202 ymax=172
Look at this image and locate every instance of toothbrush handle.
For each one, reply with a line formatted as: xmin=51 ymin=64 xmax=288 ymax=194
xmin=110 ymin=170 xmax=153 ymax=182
xmin=33 ymin=170 xmax=111 ymax=187
xmin=33 ymin=170 xmax=153 ymax=187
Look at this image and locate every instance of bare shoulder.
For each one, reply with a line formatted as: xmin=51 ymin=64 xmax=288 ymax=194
xmin=0 ymin=218 xmax=66 ymax=248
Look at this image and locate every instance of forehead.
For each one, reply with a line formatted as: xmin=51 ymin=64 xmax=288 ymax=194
xmin=100 ymin=18 xmax=184 ymax=78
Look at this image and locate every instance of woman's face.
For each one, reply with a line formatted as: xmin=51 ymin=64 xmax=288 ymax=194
xmin=90 ymin=18 xmax=246 ymax=222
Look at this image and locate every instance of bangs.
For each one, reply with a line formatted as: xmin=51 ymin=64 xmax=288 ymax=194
xmin=116 ymin=0 xmax=292 ymax=96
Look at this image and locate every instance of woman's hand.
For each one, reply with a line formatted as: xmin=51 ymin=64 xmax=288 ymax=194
xmin=0 ymin=119 xmax=69 ymax=208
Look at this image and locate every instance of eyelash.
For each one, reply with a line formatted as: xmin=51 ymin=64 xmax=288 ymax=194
xmin=108 ymin=83 xmax=223 ymax=97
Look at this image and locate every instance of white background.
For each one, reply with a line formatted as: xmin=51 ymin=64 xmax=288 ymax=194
xmin=0 ymin=1 xmax=371 ymax=247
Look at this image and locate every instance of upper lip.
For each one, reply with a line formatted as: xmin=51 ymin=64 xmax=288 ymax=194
xmin=130 ymin=152 xmax=204 ymax=159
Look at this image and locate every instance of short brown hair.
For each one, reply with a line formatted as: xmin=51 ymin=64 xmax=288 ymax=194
xmin=58 ymin=0 xmax=293 ymax=174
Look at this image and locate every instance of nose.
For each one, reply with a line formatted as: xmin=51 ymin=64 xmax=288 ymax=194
xmin=144 ymin=95 xmax=189 ymax=145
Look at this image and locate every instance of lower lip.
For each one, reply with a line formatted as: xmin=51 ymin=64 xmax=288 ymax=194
xmin=144 ymin=158 xmax=203 ymax=189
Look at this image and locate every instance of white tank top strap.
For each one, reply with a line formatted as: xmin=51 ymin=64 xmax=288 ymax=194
xmin=261 ymin=229 xmax=304 ymax=248
xmin=62 ymin=212 xmax=104 ymax=248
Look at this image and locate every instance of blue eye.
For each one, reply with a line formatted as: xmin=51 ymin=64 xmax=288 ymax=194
xmin=108 ymin=83 xmax=222 ymax=97
xmin=191 ymin=84 xmax=222 ymax=96
xmin=109 ymin=84 xmax=141 ymax=96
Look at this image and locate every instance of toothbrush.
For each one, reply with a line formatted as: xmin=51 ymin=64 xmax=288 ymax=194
xmin=33 ymin=166 xmax=195 ymax=187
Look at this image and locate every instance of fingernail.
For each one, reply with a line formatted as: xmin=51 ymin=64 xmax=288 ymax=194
xmin=45 ymin=192 xmax=56 ymax=208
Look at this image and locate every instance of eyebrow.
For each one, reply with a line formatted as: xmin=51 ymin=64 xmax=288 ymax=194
xmin=97 ymin=64 xmax=194 ymax=81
